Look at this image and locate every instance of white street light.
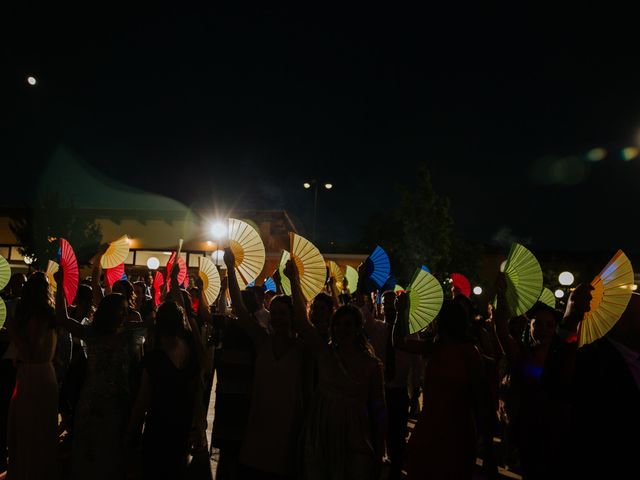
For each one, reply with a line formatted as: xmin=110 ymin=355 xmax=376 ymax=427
xmin=554 ymin=289 xmax=565 ymax=299
xmin=303 ymin=182 xmax=311 ymax=189
xmin=147 ymin=257 xmax=160 ymax=270
xmin=558 ymin=271 xmax=574 ymax=286
xmin=210 ymin=222 xmax=227 ymax=239
xmin=27 ymin=76 xmax=37 ymax=86
xmin=324 ymin=183 xmax=333 ymax=189
xmin=473 ymin=286 xmax=483 ymax=295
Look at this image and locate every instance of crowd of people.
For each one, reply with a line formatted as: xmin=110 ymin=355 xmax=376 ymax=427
xmin=0 ymin=242 xmax=638 ymax=480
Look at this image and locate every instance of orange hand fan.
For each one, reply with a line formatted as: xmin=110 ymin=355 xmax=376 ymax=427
xmin=228 ymin=218 xmax=266 ymax=287
xmin=199 ymin=256 xmax=221 ymax=306
xmin=579 ymin=250 xmax=635 ymax=347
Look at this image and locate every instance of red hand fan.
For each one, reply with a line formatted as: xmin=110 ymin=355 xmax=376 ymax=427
xmin=450 ymin=273 xmax=471 ymax=298
xmin=154 ymin=271 xmax=165 ymax=306
xmin=106 ymin=263 xmax=125 ymax=288
xmin=166 ymin=252 xmax=187 ymax=286
xmin=59 ymin=238 xmax=79 ymax=306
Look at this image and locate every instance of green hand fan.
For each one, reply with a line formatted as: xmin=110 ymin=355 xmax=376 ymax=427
xmin=538 ymin=287 xmax=556 ymax=309
xmin=406 ymin=267 xmax=444 ymax=334
xmin=0 ymin=298 xmax=6 ymax=328
xmin=343 ymin=265 xmax=359 ymax=294
xmin=0 ymin=254 xmax=10 ymax=292
xmin=278 ymin=251 xmax=292 ymax=295
xmin=503 ymin=243 xmax=543 ymax=316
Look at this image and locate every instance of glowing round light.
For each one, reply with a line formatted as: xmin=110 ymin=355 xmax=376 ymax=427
xmin=499 ymin=260 xmax=507 ymax=273
xmin=554 ymin=289 xmax=565 ymax=299
xmin=147 ymin=257 xmax=160 ymax=270
xmin=27 ymin=76 xmax=37 ymax=86
xmin=303 ymin=182 xmax=312 ymax=189
xmin=212 ymin=249 xmax=226 ymax=267
xmin=473 ymin=286 xmax=483 ymax=295
xmin=558 ymin=271 xmax=574 ymax=286
xmin=206 ymin=241 xmax=213 ymax=246
xmin=324 ymin=183 xmax=333 ymax=189
xmin=210 ymin=222 xmax=227 ymax=238
xmin=586 ymin=148 xmax=607 ymax=162
xmin=622 ymin=147 xmax=639 ymax=161
xmin=23 ymin=255 xmax=34 ymax=265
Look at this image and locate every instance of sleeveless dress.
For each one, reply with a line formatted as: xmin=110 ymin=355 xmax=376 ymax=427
xmin=8 ymin=323 xmax=59 ymax=479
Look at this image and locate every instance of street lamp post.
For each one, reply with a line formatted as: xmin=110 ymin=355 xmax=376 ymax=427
xmin=303 ymin=180 xmax=333 ymax=242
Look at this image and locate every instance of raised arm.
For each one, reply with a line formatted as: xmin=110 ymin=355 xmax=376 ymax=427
xmin=223 ymin=247 xmax=267 ymax=345
xmin=392 ymin=292 xmax=432 ymax=355
xmin=493 ymin=272 xmax=520 ymax=365
xmin=91 ymin=244 xmax=109 ymax=308
xmin=54 ymin=266 xmax=89 ymax=340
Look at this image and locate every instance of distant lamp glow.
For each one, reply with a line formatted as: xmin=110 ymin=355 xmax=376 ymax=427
xmin=23 ymin=255 xmax=34 ymax=265
xmin=324 ymin=183 xmax=333 ymax=189
xmin=586 ymin=148 xmax=607 ymax=162
xmin=303 ymin=182 xmax=312 ymax=189
xmin=27 ymin=76 xmax=37 ymax=86
xmin=632 ymin=284 xmax=638 ymax=291
xmin=473 ymin=286 xmax=483 ymax=295
xmin=554 ymin=289 xmax=565 ymax=299
xmin=206 ymin=241 xmax=213 ymax=246
xmin=210 ymin=222 xmax=227 ymax=238
xmin=558 ymin=271 xmax=574 ymax=286
xmin=147 ymin=257 xmax=160 ymax=270
xmin=212 ymin=249 xmax=225 ymax=267
xmin=499 ymin=260 xmax=507 ymax=272
xmin=622 ymin=147 xmax=639 ymax=161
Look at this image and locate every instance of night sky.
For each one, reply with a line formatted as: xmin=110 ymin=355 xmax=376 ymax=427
xmin=4 ymin=5 xmax=640 ymax=253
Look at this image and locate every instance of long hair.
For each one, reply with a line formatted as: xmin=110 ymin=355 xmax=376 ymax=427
xmin=112 ymin=279 xmax=136 ymax=311
xmin=435 ymin=299 xmax=473 ymax=342
xmin=330 ymin=305 xmax=376 ymax=358
xmin=92 ymin=293 xmax=127 ymax=335
xmin=14 ymin=272 xmax=55 ymax=332
xmin=155 ymin=301 xmax=188 ymax=338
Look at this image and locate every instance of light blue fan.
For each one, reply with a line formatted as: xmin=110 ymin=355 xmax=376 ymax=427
xmin=263 ymin=277 xmax=277 ymax=293
xmin=246 ymin=279 xmax=256 ymax=288
xmin=365 ymin=246 xmax=391 ymax=289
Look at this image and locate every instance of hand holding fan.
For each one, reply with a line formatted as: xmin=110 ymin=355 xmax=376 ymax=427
xmin=327 ymin=260 xmax=345 ymax=289
xmin=278 ymin=251 xmax=292 ymax=295
xmin=153 ymin=271 xmax=165 ymax=306
xmin=289 ymin=233 xmax=326 ymax=301
xmin=199 ymin=256 xmax=221 ymax=306
xmin=450 ymin=273 xmax=471 ymax=298
xmin=106 ymin=263 xmax=127 ymax=288
xmin=538 ymin=287 xmax=556 ymax=309
xmin=406 ymin=267 xmax=444 ymax=334
xmin=59 ymin=238 xmax=79 ymax=306
xmin=364 ymin=246 xmax=391 ymax=289
xmin=502 ymin=243 xmax=543 ymax=316
xmin=100 ymin=235 xmax=130 ymax=269
xmin=578 ymin=250 xmax=635 ymax=347
xmin=228 ymin=218 xmax=266 ymax=287
xmin=343 ymin=265 xmax=359 ymax=294
xmin=166 ymin=251 xmax=187 ymax=287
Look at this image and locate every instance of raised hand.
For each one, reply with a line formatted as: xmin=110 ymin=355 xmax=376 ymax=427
xmin=223 ymin=247 xmax=235 ymax=271
xmin=562 ymin=283 xmax=593 ymax=331
xmin=395 ymin=291 xmax=408 ymax=315
xmin=283 ymin=259 xmax=300 ymax=283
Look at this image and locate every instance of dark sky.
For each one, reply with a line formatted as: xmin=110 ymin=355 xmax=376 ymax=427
xmin=4 ymin=5 xmax=640 ymax=252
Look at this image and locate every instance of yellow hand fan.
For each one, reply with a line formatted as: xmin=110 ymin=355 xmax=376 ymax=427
xmin=46 ymin=260 xmax=59 ymax=293
xmin=0 ymin=298 xmax=6 ymax=328
xmin=100 ymin=235 xmax=130 ymax=269
xmin=406 ymin=267 xmax=444 ymax=334
xmin=228 ymin=218 xmax=266 ymax=286
xmin=503 ymin=243 xmax=543 ymax=316
xmin=290 ymin=233 xmax=326 ymax=301
xmin=538 ymin=287 xmax=556 ymax=309
xmin=343 ymin=265 xmax=359 ymax=294
xmin=198 ymin=256 xmax=221 ymax=306
xmin=0 ymin=254 xmax=10 ymax=292
xmin=579 ymin=250 xmax=634 ymax=347
xmin=327 ymin=260 xmax=345 ymax=289
xmin=279 ymin=251 xmax=292 ymax=295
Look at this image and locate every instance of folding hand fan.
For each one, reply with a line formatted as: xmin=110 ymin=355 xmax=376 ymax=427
xmin=343 ymin=265 xmax=359 ymax=294
xmin=59 ymin=238 xmax=79 ymax=306
xmin=166 ymin=252 xmax=187 ymax=286
xmin=263 ymin=277 xmax=277 ymax=293
xmin=153 ymin=271 xmax=165 ymax=307
xmin=422 ymin=265 xmax=431 ymax=273
xmin=394 ymin=284 xmax=405 ymax=293
xmin=450 ymin=273 xmax=471 ymax=298
xmin=365 ymin=246 xmax=391 ymax=289
xmin=578 ymin=250 xmax=635 ymax=347
xmin=0 ymin=254 xmax=10 ymax=292
xmin=246 ymin=280 xmax=256 ymax=288
xmin=290 ymin=233 xmax=326 ymax=301
xmin=100 ymin=235 xmax=130 ymax=269
xmin=327 ymin=261 xmax=345 ymax=289
xmin=106 ymin=263 xmax=126 ymax=288
xmin=381 ymin=273 xmax=398 ymax=293
xmin=199 ymin=256 xmax=221 ymax=306
xmin=278 ymin=251 xmax=292 ymax=295
xmin=228 ymin=218 xmax=266 ymax=287
xmin=503 ymin=243 xmax=543 ymax=317
xmin=0 ymin=298 xmax=6 ymax=328
xmin=538 ymin=287 xmax=556 ymax=309
xmin=406 ymin=267 xmax=444 ymax=334
xmin=46 ymin=260 xmax=59 ymax=292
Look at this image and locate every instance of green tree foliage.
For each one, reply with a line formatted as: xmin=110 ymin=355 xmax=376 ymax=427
xmin=10 ymin=192 xmax=102 ymax=269
xmin=361 ymin=163 xmax=481 ymax=284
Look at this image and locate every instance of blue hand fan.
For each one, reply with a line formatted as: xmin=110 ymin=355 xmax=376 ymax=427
xmin=263 ymin=277 xmax=277 ymax=293
xmin=365 ymin=246 xmax=391 ymax=289
xmin=421 ymin=265 xmax=431 ymax=273
xmin=246 ymin=279 xmax=256 ymax=288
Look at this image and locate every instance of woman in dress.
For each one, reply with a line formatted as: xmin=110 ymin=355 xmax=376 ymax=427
xmin=6 ymin=272 xmax=59 ymax=479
